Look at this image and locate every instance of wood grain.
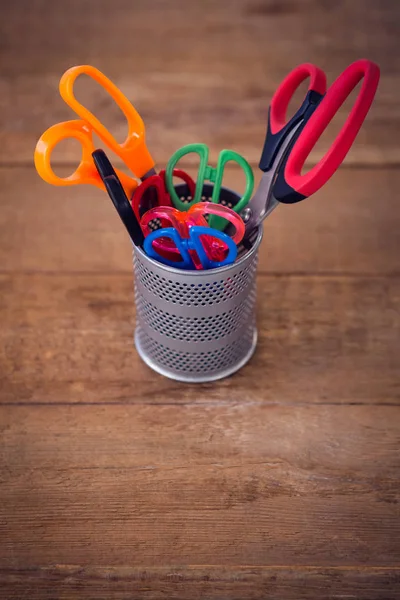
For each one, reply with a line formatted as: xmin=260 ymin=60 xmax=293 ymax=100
xmin=1 ymin=0 xmax=399 ymax=164
xmin=1 ymin=167 xmax=400 ymax=275
xmin=1 ymin=566 xmax=399 ymax=600
xmin=1 ymin=1 xmax=400 ymax=597
xmin=0 ymin=273 xmax=399 ymax=405
xmin=0 ymin=404 xmax=399 ymax=568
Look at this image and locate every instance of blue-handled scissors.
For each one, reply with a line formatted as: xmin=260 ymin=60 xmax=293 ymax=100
xmin=144 ymin=226 xmax=237 ymax=270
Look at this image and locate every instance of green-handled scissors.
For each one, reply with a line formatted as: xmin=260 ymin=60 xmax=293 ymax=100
xmin=165 ymin=143 xmax=254 ymax=230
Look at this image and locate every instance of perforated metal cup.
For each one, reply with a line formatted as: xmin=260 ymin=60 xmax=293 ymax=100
xmin=133 ymin=184 xmax=263 ymax=383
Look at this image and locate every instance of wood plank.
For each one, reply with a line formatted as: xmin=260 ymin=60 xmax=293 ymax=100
xmin=1 ymin=566 xmax=399 ymax=600
xmin=0 ymin=404 xmax=399 ymax=570
xmin=0 ymin=273 xmax=399 ymax=405
xmin=1 ymin=0 xmax=399 ymax=164
xmin=1 ymin=2 xmax=399 ymax=596
xmin=1 ymin=167 xmax=400 ymax=275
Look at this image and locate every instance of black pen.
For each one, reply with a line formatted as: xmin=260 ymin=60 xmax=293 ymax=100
xmin=92 ymin=149 xmax=145 ymax=247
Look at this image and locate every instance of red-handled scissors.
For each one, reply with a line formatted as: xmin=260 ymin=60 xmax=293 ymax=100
xmin=141 ymin=203 xmax=245 ymax=269
xmin=242 ymin=59 xmax=380 ymax=235
xmin=131 ymin=169 xmax=196 ymax=222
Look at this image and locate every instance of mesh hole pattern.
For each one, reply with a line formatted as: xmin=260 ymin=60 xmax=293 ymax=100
xmin=134 ymin=257 xmax=257 ymax=307
xmin=136 ymin=325 xmax=255 ymax=374
xmin=136 ymin=287 xmax=256 ymax=342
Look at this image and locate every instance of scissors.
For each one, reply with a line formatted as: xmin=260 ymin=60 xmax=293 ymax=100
xmin=164 ymin=143 xmax=254 ymax=231
xmin=242 ymin=59 xmax=380 ymax=237
xmin=131 ymin=169 xmax=196 ymax=221
xmin=92 ymin=149 xmax=144 ymax=247
xmin=144 ymin=226 xmax=237 ymax=270
xmin=34 ymin=65 xmax=156 ymax=196
xmin=141 ymin=203 xmax=244 ymax=269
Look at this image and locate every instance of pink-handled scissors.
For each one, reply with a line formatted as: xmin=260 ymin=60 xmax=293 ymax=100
xmin=140 ymin=202 xmax=245 ymax=269
xmin=242 ymin=59 xmax=380 ymax=236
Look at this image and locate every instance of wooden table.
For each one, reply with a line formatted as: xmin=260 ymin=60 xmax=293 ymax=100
xmin=1 ymin=1 xmax=399 ymax=598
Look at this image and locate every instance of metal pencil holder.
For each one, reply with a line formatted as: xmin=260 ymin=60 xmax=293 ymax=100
xmin=133 ymin=183 xmax=263 ymax=383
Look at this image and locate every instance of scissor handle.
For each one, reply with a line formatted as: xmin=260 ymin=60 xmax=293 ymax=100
xmin=144 ymin=226 xmax=237 ymax=270
xmin=92 ymin=149 xmax=144 ymax=248
xmin=210 ymin=150 xmax=254 ymax=228
xmin=132 ymin=169 xmax=196 ymax=221
xmin=274 ymin=59 xmax=380 ymax=203
xmin=141 ymin=204 xmax=209 ymax=267
xmin=165 ymin=143 xmax=208 ymax=210
xmin=165 ymin=143 xmax=254 ymax=229
xmin=34 ymin=119 xmax=138 ymax=197
xmin=141 ymin=202 xmax=244 ymax=242
xmin=132 ymin=175 xmax=169 ymax=221
xmin=144 ymin=227 xmax=193 ymax=269
xmin=141 ymin=204 xmax=231 ymax=265
xmin=59 ymin=65 xmax=155 ymax=179
xmin=259 ymin=64 xmax=327 ymax=172
xmin=189 ymin=202 xmax=245 ymax=244
xmin=140 ymin=205 xmax=190 ymax=237
xmin=270 ymin=64 xmax=327 ymax=135
xmin=160 ymin=168 xmax=196 ymax=198
xmin=189 ymin=226 xmax=237 ymax=269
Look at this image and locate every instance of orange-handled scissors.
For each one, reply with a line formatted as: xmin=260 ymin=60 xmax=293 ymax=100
xmin=34 ymin=120 xmax=138 ymax=197
xmin=34 ymin=65 xmax=155 ymax=195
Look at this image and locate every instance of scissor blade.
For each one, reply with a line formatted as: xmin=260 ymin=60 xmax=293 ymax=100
xmin=242 ymin=170 xmax=275 ymax=233
xmin=92 ymin=147 xmax=115 ymax=179
xmin=141 ymin=167 xmax=157 ymax=180
xmin=243 ymin=121 xmax=303 ymax=237
xmin=104 ymin=175 xmax=145 ymax=247
xmin=92 ymin=149 xmax=144 ymax=247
